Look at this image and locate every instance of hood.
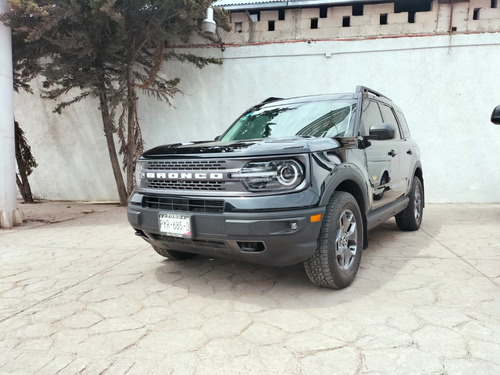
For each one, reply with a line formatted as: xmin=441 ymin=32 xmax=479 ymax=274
xmin=141 ymin=137 xmax=343 ymax=159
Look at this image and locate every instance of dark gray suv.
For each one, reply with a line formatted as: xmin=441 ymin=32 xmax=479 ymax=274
xmin=127 ymin=86 xmax=424 ymax=289
xmin=492 ymin=106 xmax=500 ymax=124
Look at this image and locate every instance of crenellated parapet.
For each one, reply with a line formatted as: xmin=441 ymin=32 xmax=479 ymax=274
xmin=195 ymin=0 xmax=500 ymax=45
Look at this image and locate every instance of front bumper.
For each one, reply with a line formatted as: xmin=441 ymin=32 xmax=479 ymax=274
xmin=127 ymin=203 xmax=325 ymax=267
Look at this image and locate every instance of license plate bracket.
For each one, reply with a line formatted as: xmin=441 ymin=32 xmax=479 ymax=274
xmin=159 ymin=212 xmax=192 ymax=238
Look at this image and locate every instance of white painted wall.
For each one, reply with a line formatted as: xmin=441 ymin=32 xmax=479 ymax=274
xmin=14 ymin=32 xmax=500 ymax=203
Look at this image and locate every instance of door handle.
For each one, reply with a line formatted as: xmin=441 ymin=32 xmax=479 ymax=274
xmin=388 ymin=150 xmax=396 ymax=157
xmin=406 ymin=149 xmax=413 ymax=155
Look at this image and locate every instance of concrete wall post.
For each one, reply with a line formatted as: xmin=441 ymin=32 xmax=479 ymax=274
xmin=0 ymin=0 xmax=22 ymax=228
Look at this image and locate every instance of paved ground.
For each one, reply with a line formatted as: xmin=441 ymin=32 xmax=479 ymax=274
xmin=0 ymin=202 xmax=499 ymax=374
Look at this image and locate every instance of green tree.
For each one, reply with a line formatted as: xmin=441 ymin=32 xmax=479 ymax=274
xmin=8 ymin=3 xmax=45 ymax=203
xmin=3 ymin=0 xmax=229 ymax=205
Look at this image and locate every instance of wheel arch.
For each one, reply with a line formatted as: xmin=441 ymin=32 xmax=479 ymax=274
xmin=381 ymin=170 xmax=389 ymax=182
xmin=413 ymin=163 xmax=425 ymax=208
xmin=320 ymin=166 xmax=370 ymax=248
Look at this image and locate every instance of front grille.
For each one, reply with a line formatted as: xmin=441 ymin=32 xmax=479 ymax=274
xmin=144 ymin=196 xmax=225 ymax=213
xmin=140 ymin=155 xmax=307 ymax=195
xmin=147 ymin=160 xmax=226 ymax=170
xmin=151 ymin=235 xmax=228 ymax=249
xmin=147 ymin=180 xmax=225 ymax=191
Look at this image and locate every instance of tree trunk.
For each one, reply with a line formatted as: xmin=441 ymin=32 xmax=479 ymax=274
xmin=15 ymin=173 xmax=34 ymax=203
xmin=98 ymin=92 xmax=128 ymax=206
xmin=14 ymin=121 xmax=35 ymax=203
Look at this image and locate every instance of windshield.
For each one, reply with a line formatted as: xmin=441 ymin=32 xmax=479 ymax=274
xmin=221 ymin=100 xmax=357 ymax=141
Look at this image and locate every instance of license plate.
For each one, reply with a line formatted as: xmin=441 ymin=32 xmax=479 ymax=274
xmin=159 ymin=213 xmax=191 ymax=238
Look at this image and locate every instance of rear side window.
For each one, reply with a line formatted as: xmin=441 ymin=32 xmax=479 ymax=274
xmin=396 ymin=110 xmax=411 ymax=139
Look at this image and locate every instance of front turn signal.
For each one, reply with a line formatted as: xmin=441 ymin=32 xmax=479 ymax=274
xmin=310 ymin=214 xmax=322 ymax=223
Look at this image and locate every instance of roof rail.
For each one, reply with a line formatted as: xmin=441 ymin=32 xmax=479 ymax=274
xmin=261 ymin=97 xmax=283 ymax=104
xmin=249 ymin=96 xmax=283 ymax=112
xmin=356 ymin=86 xmax=390 ymax=100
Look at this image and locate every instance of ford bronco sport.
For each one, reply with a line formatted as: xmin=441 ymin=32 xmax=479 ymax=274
xmin=127 ymin=86 xmax=424 ymax=289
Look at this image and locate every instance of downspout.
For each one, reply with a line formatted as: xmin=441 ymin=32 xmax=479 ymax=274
xmin=448 ymin=0 xmax=455 ymax=52
xmin=449 ymin=0 xmax=455 ymax=34
xmin=245 ymin=10 xmax=257 ymax=43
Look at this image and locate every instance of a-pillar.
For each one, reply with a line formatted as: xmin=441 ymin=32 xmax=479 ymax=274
xmin=0 ymin=0 xmax=22 ymax=229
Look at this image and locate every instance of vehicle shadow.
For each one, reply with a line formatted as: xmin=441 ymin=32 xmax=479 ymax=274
xmin=153 ymin=217 xmax=440 ymax=309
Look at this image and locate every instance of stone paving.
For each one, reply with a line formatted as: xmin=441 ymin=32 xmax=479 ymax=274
xmin=0 ymin=202 xmax=499 ymax=374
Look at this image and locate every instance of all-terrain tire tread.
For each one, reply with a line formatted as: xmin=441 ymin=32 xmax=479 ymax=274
xmin=395 ymin=177 xmax=423 ymax=231
xmin=304 ymin=191 xmax=362 ymax=289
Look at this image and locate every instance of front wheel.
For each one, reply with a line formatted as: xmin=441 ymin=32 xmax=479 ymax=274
xmin=152 ymin=246 xmax=197 ymax=260
xmin=395 ymin=176 xmax=424 ymax=231
xmin=304 ymin=191 xmax=363 ymax=289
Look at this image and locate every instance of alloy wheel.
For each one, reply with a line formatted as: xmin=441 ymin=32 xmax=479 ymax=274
xmin=335 ymin=209 xmax=358 ymax=271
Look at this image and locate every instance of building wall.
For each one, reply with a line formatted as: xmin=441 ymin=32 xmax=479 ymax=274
xmin=212 ymin=0 xmax=500 ymax=45
xmin=14 ymin=0 xmax=500 ymax=203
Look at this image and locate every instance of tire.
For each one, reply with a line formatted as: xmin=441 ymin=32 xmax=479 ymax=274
xmin=395 ymin=176 xmax=423 ymax=231
xmin=152 ymin=245 xmax=197 ymax=260
xmin=304 ymin=191 xmax=363 ymax=289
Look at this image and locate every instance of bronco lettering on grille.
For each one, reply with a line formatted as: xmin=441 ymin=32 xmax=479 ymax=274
xmin=144 ymin=172 xmax=224 ymax=180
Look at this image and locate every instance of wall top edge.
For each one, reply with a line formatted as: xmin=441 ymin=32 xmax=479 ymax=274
xmin=214 ymin=0 xmax=378 ymax=10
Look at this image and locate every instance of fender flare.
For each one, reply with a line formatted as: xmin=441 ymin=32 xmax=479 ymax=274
xmin=412 ymin=161 xmax=425 ymax=207
xmin=319 ymin=164 xmax=371 ymax=248
xmin=319 ymin=164 xmax=371 ymax=214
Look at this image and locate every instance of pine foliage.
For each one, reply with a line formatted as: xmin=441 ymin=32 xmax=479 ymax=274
xmin=2 ymin=0 xmax=230 ymax=204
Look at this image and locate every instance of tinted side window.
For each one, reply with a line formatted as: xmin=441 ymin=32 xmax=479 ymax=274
xmin=360 ymin=100 xmax=383 ymax=136
xmin=396 ymin=110 xmax=411 ymax=139
xmin=379 ymin=104 xmax=401 ymax=140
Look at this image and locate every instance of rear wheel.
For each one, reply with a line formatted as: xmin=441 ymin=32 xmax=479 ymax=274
xmin=396 ymin=176 xmax=423 ymax=231
xmin=152 ymin=246 xmax=196 ymax=260
xmin=373 ymin=173 xmax=388 ymax=201
xmin=304 ymin=191 xmax=363 ymax=289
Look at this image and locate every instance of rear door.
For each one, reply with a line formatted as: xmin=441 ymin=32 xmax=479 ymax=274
xmin=378 ymin=103 xmax=407 ymax=196
xmin=394 ymin=109 xmax=418 ymax=195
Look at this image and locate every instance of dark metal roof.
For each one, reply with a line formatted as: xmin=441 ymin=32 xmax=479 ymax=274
xmin=213 ymin=0 xmax=386 ymax=10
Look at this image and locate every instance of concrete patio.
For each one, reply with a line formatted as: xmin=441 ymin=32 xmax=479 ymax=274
xmin=0 ymin=202 xmax=499 ymax=374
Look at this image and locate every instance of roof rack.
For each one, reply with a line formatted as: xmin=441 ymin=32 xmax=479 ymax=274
xmin=356 ymin=86 xmax=390 ymax=100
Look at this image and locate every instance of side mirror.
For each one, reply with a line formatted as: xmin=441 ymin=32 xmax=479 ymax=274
xmin=491 ymin=105 xmax=500 ymax=125
xmin=214 ymin=135 xmax=222 ymax=141
xmin=369 ymin=123 xmax=395 ymax=140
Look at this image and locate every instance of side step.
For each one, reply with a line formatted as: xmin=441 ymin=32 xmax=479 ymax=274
xmin=366 ymin=196 xmax=409 ymax=230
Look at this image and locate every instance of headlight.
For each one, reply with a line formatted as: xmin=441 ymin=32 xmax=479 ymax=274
xmin=134 ymin=160 xmax=147 ymax=188
xmin=233 ymin=159 xmax=305 ymax=191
